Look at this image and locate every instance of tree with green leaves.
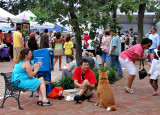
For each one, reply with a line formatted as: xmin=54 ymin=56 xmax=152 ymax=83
xmin=119 ymin=0 xmax=148 ymax=43
xmin=119 ymin=0 xmax=160 ymax=43
xmin=146 ymin=0 xmax=160 ymax=23
xmin=0 ymin=0 xmax=36 ymax=15
xmin=0 ymin=0 xmax=8 ymax=10
xmin=33 ymin=0 xmax=159 ymax=65
xmin=33 ymin=0 xmax=115 ymax=66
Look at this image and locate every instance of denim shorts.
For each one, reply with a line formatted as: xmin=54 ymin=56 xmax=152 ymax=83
xmin=101 ymin=51 xmax=110 ymax=62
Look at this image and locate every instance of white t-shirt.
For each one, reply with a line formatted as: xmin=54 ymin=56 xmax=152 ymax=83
xmin=87 ymin=39 xmax=94 ymax=50
xmin=149 ymin=59 xmax=160 ymax=80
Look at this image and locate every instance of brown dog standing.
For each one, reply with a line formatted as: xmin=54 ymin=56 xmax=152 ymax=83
xmin=95 ymin=69 xmax=117 ymax=111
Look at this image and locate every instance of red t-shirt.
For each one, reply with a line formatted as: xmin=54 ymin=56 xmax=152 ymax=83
xmin=72 ymin=67 xmax=97 ymax=88
xmin=83 ymin=35 xmax=90 ymax=45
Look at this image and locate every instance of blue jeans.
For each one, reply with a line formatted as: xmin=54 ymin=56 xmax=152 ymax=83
xmin=66 ymin=55 xmax=70 ymax=63
xmin=148 ymin=49 xmax=155 ymax=62
xmin=109 ymin=55 xmax=123 ymax=76
xmin=101 ymin=51 xmax=110 ymax=62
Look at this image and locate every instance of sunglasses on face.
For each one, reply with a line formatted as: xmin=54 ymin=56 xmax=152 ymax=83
xmin=81 ymin=73 xmax=85 ymax=80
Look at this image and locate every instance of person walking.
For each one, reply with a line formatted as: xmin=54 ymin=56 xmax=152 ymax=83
xmin=4 ymin=31 xmax=13 ymax=58
xmin=109 ymin=32 xmax=123 ymax=77
xmin=40 ymin=29 xmax=49 ymax=49
xmin=13 ymin=26 xmax=23 ymax=65
xmin=0 ymin=29 xmax=4 ymax=45
xmin=101 ymin=30 xmax=112 ymax=66
xmin=35 ymin=31 xmax=41 ymax=48
xmin=54 ymin=32 xmax=65 ymax=71
xmin=27 ymin=34 xmax=38 ymax=52
xmin=145 ymin=28 xmax=159 ymax=64
xmin=63 ymin=36 xmax=73 ymax=63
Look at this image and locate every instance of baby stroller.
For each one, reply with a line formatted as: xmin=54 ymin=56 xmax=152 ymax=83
xmin=0 ymin=47 xmax=10 ymax=62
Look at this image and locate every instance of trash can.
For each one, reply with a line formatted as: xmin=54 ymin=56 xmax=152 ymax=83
xmin=33 ymin=48 xmax=54 ymax=96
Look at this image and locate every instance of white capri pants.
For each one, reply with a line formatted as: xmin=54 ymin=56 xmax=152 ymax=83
xmin=119 ymin=57 xmax=137 ymax=76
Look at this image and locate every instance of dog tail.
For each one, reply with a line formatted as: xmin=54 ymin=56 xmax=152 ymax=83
xmin=106 ymin=105 xmax=117 ymax=111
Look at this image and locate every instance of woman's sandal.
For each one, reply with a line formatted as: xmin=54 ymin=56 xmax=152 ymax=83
xmin=41 ymin=101 xmax=52 ymax=106
xmin=37 ymin=101 xmax=42 ymax=105
xmin=152 ymin=92 xmax=158 ymax=96
xmin=125 ymin=86 xmax=134 ymax=94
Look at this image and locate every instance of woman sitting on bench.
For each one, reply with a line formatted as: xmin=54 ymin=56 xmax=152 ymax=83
xmin=11 ymin=48 xmax=52 ymax=106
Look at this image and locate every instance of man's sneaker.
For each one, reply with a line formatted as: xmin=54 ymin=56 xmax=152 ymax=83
xmin=74 ymin=95 xmax=80 ymax=104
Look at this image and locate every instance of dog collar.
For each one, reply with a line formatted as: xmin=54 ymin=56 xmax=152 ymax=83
xmin=100 ymin=78 xmax=107 ymax=81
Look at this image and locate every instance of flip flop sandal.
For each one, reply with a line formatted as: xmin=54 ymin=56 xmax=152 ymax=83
xmin=125 ymin=86 xmax=133 ymax=94
xmin=37 ymin=101 xmax=42 ymax=105
xmin=41 ymin=101 xmax=52 ymax=106
xmin=152 ymin=92 xmax=158 ymax=96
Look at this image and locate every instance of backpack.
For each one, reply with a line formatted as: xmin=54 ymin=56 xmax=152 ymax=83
xmin=48 ymin=87 xmax=63 ymax=99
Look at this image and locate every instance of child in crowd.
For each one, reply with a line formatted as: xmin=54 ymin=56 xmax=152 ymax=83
xmin=148 ymin=49 xmax=160 ymax=96
xmin=63 ymin=36 xmax=73 ymax=63
xmin=88 ymin=52 xmax=98 ymax=67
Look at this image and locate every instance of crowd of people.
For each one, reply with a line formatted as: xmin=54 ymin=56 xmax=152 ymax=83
xmin=0 ymin=25 xmax=160 ymax=106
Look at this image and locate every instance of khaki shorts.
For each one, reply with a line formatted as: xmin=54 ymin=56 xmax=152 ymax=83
xmin=13 ymin=47 xmax=22 ymax=59
xmin=74 ymin=87 xmax=94 ymax=97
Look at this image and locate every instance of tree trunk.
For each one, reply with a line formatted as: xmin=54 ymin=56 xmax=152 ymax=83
xmin=137 ymin=3 xmax=146 ymax=43
xmin=112 ymin=9 xmax=117 ymax=33
xmin=69 ymin=3 xmax=82 ymax=67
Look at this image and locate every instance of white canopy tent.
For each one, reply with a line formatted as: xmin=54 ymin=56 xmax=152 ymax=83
xmin=16 ymin=10 xmax=55 ymax=30
xmin=16 ymin=10 xmax=36 ymax=21
xmin=0 ymin=8 xmax=23 ymax=23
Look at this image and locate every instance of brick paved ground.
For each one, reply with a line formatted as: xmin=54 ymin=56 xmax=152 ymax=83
xmin=0 ymin=56 xmax=160 ymax=115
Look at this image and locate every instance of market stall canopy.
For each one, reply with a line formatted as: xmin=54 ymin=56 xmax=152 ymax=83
xmin=16 ymin=10 xmax=36 ymax=21
xmin=30 ymin=21 xmax=55 ymax=29
xmin=0 ymin=8 xmax=23 ymax=23
xmin=0 ymin=27 xmax=15 ymax=31
xmin=41 ymin=22 xmax=68 ymax=32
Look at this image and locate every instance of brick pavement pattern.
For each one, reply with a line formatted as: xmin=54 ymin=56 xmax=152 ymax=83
xmin=0 ymin=57 xmax=160 ymax=114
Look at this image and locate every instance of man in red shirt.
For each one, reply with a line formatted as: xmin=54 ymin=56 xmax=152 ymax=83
xmin=83 ymin=33 xmax=90 ymax=45
xmin=72 ymin=58 xmax=97 ymax=103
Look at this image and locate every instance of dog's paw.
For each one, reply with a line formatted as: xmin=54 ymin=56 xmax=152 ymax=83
xmin=95 ymin=103 xmax=98 ymax=106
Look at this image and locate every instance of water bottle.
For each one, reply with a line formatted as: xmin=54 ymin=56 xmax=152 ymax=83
xmin=58 ymin=91 xmax=62 ymax=100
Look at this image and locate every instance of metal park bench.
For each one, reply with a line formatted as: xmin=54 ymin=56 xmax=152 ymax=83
xmin=0 ymin=72 xmax=29 ymax=110
xmin=0 ymin=72 xmax=51 ymax=110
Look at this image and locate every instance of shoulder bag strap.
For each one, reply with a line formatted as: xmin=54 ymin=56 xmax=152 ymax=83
xmin=142 ymin=58 xmax=144 ymax=68
xmin=139 ymin=57 xmax=142 ymax=71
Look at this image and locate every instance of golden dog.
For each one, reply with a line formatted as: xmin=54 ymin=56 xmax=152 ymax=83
xmin=95 ymin=70 xmax=117 ymax=111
